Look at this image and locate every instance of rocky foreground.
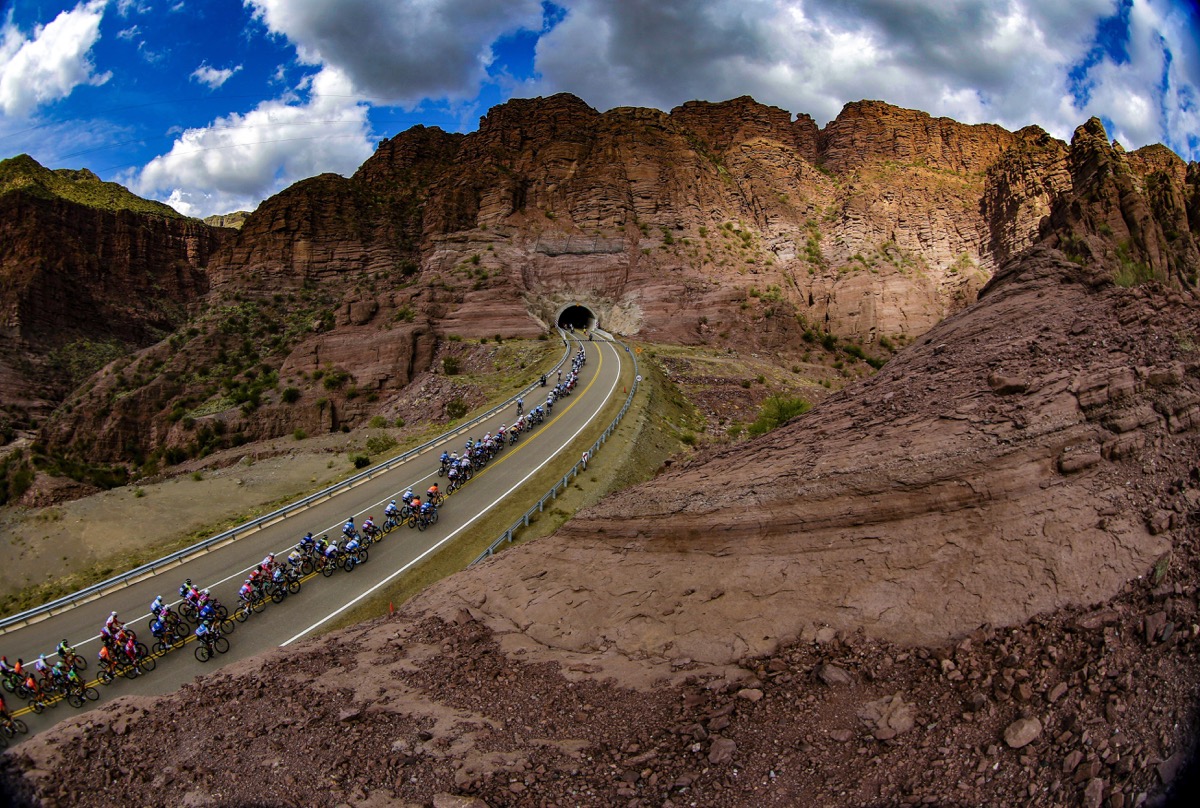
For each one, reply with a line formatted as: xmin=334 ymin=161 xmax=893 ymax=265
xmin=3 ymin=239 xmax=1199 ymax=805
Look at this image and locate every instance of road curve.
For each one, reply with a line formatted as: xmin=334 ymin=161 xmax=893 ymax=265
xmin=1 ymin=334 xmax=626 ymax=739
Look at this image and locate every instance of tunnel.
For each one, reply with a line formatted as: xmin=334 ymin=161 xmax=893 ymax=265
xmin=557 ymin=304 xmax=596 ymax=331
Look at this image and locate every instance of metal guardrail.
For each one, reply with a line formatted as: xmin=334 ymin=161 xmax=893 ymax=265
xmin=471 ymin=333 xmax=639 ymax=565
xmin=0 ymin=333 xmax=575 ymax=633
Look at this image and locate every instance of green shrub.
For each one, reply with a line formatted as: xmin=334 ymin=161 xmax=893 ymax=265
xmin=367 ymin=415 xmax=388 ymax=429
xmin=443 ymin=356 xmax=461 ymax=375
xmin=747 ymin=396 xmax=813 ymax=436
xmin=293 ymin=428 xmax=307 ymax=440
xmin=394 ymin=417 xmax=406 ymax=428
xmin=322 ymin=368 xmax=351 ymax=389
xmin=365 ymin=433 xmax=397 ymax=455
xmin=446 ymin=398 xmax=468 ymax=419
xmin=281 ymin=387 xmax=301 ymax=404
xmin=351 ymin=454 xmax=371 ymax=469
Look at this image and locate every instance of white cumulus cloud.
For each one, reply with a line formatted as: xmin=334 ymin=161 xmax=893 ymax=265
xmin=131 ymin=66 xmax=374 ymax=217
xmin=191 ymin=63 xmax=243 ymax=90
xmin=520 ymin=0 xmax=1196 ymax=158
xmin=0 ymin=0 xmax=111 ymax=119
xmin=244 ymin=0 xmax=544 ymax=105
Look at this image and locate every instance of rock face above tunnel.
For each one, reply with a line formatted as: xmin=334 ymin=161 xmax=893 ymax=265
xmin=435 ymin=246 xmax=1198 ymax=659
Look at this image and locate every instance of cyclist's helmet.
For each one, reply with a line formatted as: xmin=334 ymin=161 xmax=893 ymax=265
xmin=61 ymin=639 xmax=68 ymax=646
xmin=202 ymin=588 xmax=210 ymax=595
xmin=267 ymin=554 xmax=275 ymax=561
xmin=306 ymin=531 xmax=313 ymax=538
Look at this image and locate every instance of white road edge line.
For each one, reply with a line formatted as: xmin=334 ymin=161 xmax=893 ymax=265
xmin=280 ymin=339 xmax=620 ymax=646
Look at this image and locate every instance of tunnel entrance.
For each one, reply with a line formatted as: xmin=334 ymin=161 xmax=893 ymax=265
xmin=557 ymin=304 xmax=596 ymax=331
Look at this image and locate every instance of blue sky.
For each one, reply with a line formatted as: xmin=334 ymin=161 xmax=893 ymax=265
xmin=0 ymin=0 xmax=1197 ymax=217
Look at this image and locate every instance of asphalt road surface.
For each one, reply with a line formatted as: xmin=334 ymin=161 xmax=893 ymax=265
xmin=0 ymin=333 xmax=627 ymax=739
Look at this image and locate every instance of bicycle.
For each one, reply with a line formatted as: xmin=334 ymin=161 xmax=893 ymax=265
xmin=194 ymin=634 xmax=230 ymax=662
xmin=342 ymin=547 xmax=368 ymax=572
xmin=59 ymin=650 xmax=88 ymax=672
xmin=65 ymin=682 xmax=100 ymax=708
xmin=0 ymin=713 xmax=28 ymax=738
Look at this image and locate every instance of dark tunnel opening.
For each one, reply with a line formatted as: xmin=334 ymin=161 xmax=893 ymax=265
xmin=557 ymin=305 xmax=595 ymax=330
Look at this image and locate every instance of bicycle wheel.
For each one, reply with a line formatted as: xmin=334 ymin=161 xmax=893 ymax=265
xmin=357 ymin=549 xmax=368 ymax=565
xmin=136 ymin=642 xmax=149 ymax=657
xmin=272 ymin=588 xmax=286 ymax=604
xmin=287 ymin=580 xmax=301 ymax=595
xmin=321 ymin=561 xmax=336 ymax=577
xmin=195 ymin=645 xmax=211 ymax=662
xmin=67 ymin=692 xmax=84 ymax=708
xmin=252 ymin=597 xmax=266 ymax=613
xmin=218 ymin=618 xmax=235 ymax=635
xmin=342 ymin=556 xmax=357 ymax=572
xmin=215 ymin=604 xmax=229 ymax=619
xmin=12 ymin=718 xmax=27 ymax=734
xmin=213 ymin=636 xmax=230 ymax=654
xmin=1 ymin=675 xmax=15 ymax=693
xmin=97 ymin=668 xmax=114 ymax=685
xmin=300 ymin=559 xmax=314 ymax=576
xmin=139 ymin=655 xmax=156 ymax=672
xmin=31 ymin=700 xmax=44 ymax=714
xmin=153 ymin=640 xmax=169 ymax=655
xmin=123 ymin=663 xmax=140 ymax=680
xmin=430 ymin=510 xmax=439 ymax=524
xmin=84 ymin=686 xmax=99 ymax=701
xmin=417 ymin=517 xmax=427 ymax=532
xmin=71 ymin=655 xmax=87 ymax=671
xmin=235 ymin=606 xmax=250 ymax=622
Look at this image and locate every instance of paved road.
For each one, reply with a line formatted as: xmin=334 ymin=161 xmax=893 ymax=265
xmin=0 ymin=333 xmax=627 ymax=738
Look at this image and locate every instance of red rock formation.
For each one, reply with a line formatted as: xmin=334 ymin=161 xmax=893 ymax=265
xmin=0 ymin=188 xmax=227 ymax=431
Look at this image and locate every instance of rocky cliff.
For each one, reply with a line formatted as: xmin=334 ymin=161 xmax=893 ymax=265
xmin=14 ymin=97 xmax=1200 ymax=480
xmin=0 ymin=161 xmax=228 ymax=442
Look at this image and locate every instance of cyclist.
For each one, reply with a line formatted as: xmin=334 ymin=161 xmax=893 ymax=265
xmin=0 ymin=692 xmax=10 ymax=721
xmin=97 ymin=644 xmax=115 ymax=674
xmin=362 ymin=516 xmax=377 ymax=537
xmin=33 ymin=654 xmax=50 ymax=682
xmin=150 ymin=615 xmax=168 ymax=640
xmin=260 ymin=553 xmax=276 ymax=573
xmin=420 ymin=499 xmax=435 ymax=521
xmin=299 ymin=532 xmax=316 ymax=553
xmin=427 ymin=483 xmax=439 ymax=503
xmin=342 ymin=517 xmax=357 ymax=540
xmin=178 ymin=578 xmax=194 ymax=598
xmin=195 ymin=622 xmax=213 ymax=647
xmin=56 ymin=639 xmax=77 ymax=665
xmin=323 ymin=541 xmax=340 ymax=565
xmin=150 ymin=595 xmax=165 ymax=617
xmin=105 ymin=611 xmax=123 ymax=633
xmin=23 ymin=673 xmax=44 ymax=704
xmin=402 ymin=487 xmax=415 ymax=506
xmin=287 ymin=548 xmax=303 ymax=569
xmin=198 ymin=601 xmax=219 ymax=624
xmin=122 ymin=636 xmax=140 ymax=665
xmin=516 ymin=396 xmax=523 ymax=415
xmin=439 ymin=450 xmax=450 ymax=472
